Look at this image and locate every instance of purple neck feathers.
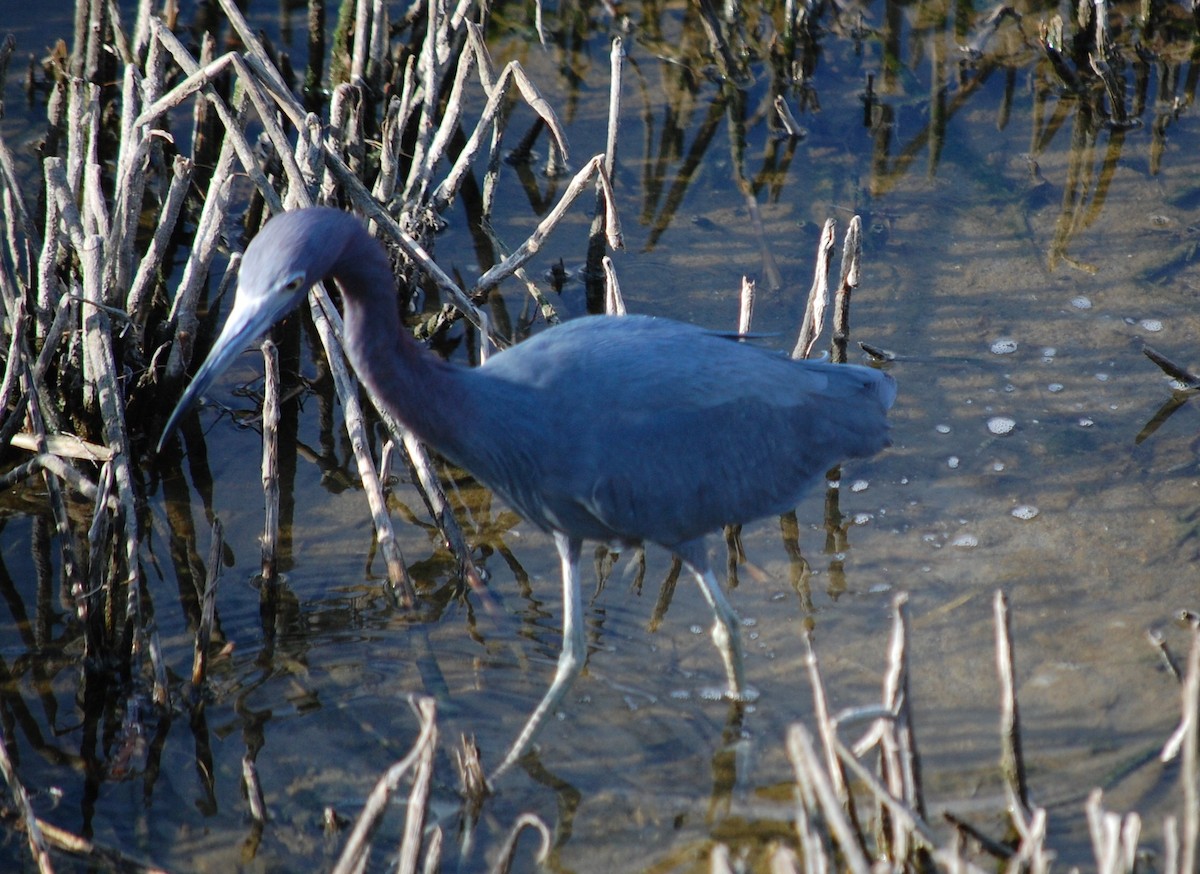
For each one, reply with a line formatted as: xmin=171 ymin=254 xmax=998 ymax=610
xmin=329 ymin=225 xmax=470 ymax=456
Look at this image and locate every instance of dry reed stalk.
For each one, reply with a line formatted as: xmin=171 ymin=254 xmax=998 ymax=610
xmin=81 ymin=231 xmax=144 ymax=661
xmin=738 ymin=277 xmax=756 ymax=335
xmin=159 ymin=102 xmax=243 ymax=382
xmin=787 ymin=722 xmax=872 ymax=874
xmin=0 ymin=452 xmax=106 ymax=500
xmin=399 ymin=0 xmax=445 ymax=205
xmin=0 ymin=724 xmax=55 ymax=873
xmin=994 ymin=590 xmax=1031 ymax=818
xmin=125 ymin=155 xmax=193 ymax=335
xmin=802 ymin=631 xmax=850 ymax=804
xmin=19 ymin=337 xmax=85 ymax=635
xmin=372 ymin=76 xmax=413 ymax=204
xmin=260 ymin=340 xmax=280 ymax=584
xmin=1007 ymin=806 xmax=1057 ymax=871
xmin=191 ymin=519 xmax=223 ymax=690
xmin=473 ymin=154 xmax=622 ymax=296
xmin=490 ymin=813 xmax=552 ymax=874
xmin=1162 ymin=624 xmax=1200 ymax=872
xmin=477 ymin=223 xmax=562 ymax=325
xmin=1143 ymin=345 xmax=1200 ymax=388
xmin=1086 ymin=789 xmax=1141 ymax=874
xmin=331 ymin=697 xmax=438 ymax=874
xmin=309 ymin=287 xmax=417 ymax=605
xmin=830 ymin=216 xmax=862 ymax=364
xmin=587 ymin=37 xmax=625 ymax=281
xmin=792 ymin=218 xmax=835 ymax=359
xmin=147 ymin=23 xmax=283 ymax=213
xmin=602 ymin=256 xmax=626 ymax=315
xmin=883 ymin=594 xmax=926 ymax=852
xmin=397 ymin=697 xmax=436 ymax=874
xmin=407 ymin=27 xmax=477 ymax=207
xmin=430 ymin=55 xmax=570 ymax=214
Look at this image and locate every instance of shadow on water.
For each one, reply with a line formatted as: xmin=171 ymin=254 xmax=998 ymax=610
xmin=3 ymin=0 xmax=1200 ymax=869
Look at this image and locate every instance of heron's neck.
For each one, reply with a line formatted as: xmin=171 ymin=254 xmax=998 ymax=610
xmin=331 ymin=244 xmax=471 ymax=457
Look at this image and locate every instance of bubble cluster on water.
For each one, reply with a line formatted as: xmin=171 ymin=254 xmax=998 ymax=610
xmin=990 ymin=338 xmax=1018 ymax=355
xmin=853 ymin=513 xmax=873 ymax=525
xmin=851 ymin=480 xmax=870 ymax=492
xmin=1048 ymin=383 xmax=1064 ymax=392
xmin=988 ymin=416 xmax=1016 ymax=435
xmin=1072 ymin=296 xmax=1092 ymax=309
xmin=947 ymin=456 xmax=960 ymax=469
xmin=950 ymin=533 xmax=978 ymax=548
xmin=1011 ymin=505 xmax=1039 ymax=520
xmin=1140 ymin=319 xmax=1163 ymax=332
xmin=1078 ymin=417 xmax=1094 ymax=427
xmin=935 ymin=424 xmax=952 ymax=434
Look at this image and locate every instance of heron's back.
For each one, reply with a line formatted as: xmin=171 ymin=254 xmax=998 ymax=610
xmin=457 ymin=315 xmax=894 ymax=549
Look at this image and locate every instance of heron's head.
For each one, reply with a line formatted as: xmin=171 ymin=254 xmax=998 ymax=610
xmin=157 ymin=208 xmax=356 ymax=453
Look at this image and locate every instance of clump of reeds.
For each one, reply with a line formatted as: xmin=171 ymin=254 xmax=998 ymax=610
xmin=0 ymin=0 xmax=622 ymax=715
xmin=703 ymin=590 xmax=1200 ymax=874
xmin=0 ymin=0 xmax=625 ymax=867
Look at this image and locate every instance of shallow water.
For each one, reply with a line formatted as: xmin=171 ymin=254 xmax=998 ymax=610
xmin=4 ymin=0 xmax=1200 ymax=870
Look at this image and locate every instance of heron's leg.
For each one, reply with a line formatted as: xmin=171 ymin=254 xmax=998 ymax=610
xmin=491 ymin=532 xmax=586 ymax=780
xmin=689 ymin=564 xmax=746 ymax=698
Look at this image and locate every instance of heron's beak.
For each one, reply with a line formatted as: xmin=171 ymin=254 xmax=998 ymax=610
xmin=156 ymin=285 xmax=298 ymax=454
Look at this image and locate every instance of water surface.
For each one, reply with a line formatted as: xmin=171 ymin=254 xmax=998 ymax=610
xmin=3 ymin=0 xmax=1200 ymax=870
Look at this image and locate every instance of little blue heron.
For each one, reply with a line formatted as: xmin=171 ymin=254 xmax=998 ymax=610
xmin=159 ymin=207 xmax=896 ymax=778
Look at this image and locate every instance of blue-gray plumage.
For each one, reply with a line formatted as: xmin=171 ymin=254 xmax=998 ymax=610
xmin=159 ymin=207 xmax=896 ymax=778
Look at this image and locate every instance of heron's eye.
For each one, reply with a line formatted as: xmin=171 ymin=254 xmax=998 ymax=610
xmin=282 ymin=275 xmax=306 ymax=295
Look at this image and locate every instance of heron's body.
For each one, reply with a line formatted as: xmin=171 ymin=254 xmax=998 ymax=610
xmin=161 ymin=207 xmax=895 ymax=778
xmin=419 ymin=316 xmax=890 ymax=548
